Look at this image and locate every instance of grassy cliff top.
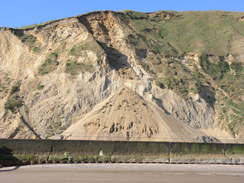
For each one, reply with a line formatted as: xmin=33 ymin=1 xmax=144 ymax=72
xmin=121 ymin=10 xmax=244 ymax=56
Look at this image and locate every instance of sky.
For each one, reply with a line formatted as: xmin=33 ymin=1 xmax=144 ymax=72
xmin=1 ymin=0 xmax=244 ymax=28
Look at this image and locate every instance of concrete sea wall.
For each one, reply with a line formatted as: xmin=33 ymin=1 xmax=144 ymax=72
xmin=0 ymin=139 xmax=244 ymax=166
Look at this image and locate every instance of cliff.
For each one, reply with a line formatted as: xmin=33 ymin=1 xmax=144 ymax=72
xmin=0 ymin=10 xmax=243 ymax=142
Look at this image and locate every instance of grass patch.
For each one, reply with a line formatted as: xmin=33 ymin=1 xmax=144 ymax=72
xmin=18 ymin=19 xmax=57 ymax=29
xmin=229 ymin=107 xmax=244 ymax=134
xmin=10 ymin=81 xmax=21 ymax=94
xmin=230 ymin=62 xmax=244 ymax=75
xmin=156 ymin=76 xmax=190 ymax=97
xmin=17 ymin=33 xmax=41 ymax=53
xmin=0 ymin=85 xmax=4 ymax=92
xmin=4 ymin=81 xmax=23 ymax=112
xmin=154 ymin=58 xmax=202 ymax=98
xmin=123 ymin=11 xmax=244 ymax=56
xmin=65 ymin=60 xmax=95 ymax=75
xmin=218 ymin=68 xmax=243 ymax=99
xmin=70 ymin=44 xmax=83 ymax=56
xmin=38 ymin=53 xmax=59 ymax=75
xmin=19 ymin=34 xmax=36 ymax=45
xmin=123 ymin=10 xmax=148 ymax=19
xmin=219 ymin=97 xmax=244 ymax=136
xmin=32 ymin=47 xmax=41 ymax=53
xmin=155 ymin=78 xmax=166 ymax=89
xmin=200 ymin=54 xmax=230 ymax=80
xmin=69 ymin=42 xmax=101 ymax=57
xmin=5 ymin=95 xmax=23 ymax=113
xmin=37 ymin=83 xmax=44 ymax=90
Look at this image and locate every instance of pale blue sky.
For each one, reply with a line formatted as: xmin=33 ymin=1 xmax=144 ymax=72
xmin=1 ymin=0 xmax=244 ymax=28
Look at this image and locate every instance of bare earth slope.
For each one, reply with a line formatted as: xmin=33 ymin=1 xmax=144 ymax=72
xmin=63 ymin=88 xmax=207 ymax=141
xmin=0 ymin=11 xmax=243 ymax=142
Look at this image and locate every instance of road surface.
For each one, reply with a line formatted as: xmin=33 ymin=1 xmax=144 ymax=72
xmin=1 ymin=164 xmax=244 ymax=183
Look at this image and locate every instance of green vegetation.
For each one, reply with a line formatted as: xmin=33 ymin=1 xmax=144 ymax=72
xmin=12 ymin=153 xmax=114 ymax=165
xmin=19 ymin=34 xmax=36 ymax=45
xmin=4 ymin=81 xmax=23 ymax=113
xmin=5 ymin=95 xmax=23 ymax=113
xmin=122 ymin=10 xmax=244 ymax=113
xmin=18 ymin=19 xmax=57 ymax=29
xmin=227 ymin=100 xmax=244 ymax=136
xmin=149 ymin=50 xmax=241 ymax=135
xmin=2 ymin=10 xmax=243 ymax=138
xmin=123 ymin=11 xmax=244 ymax=56
xmin=153 ymin=57 xmax=204 ymax=98
xmin=17 ymin=33 xmax=41 ymax=52
xmin=69 ymin=42 xmax=101 ymax=56
xmin=200 ymin=54 xmax=230 ymax=80
xmin=197 ymin=56 xmax=242 ymax=135
xmin=1 ymin=140 xmax=244 ymax=167
xmin=0 ymin=85 xmax=3 ymax=92
xmin=155 ymin=78 xmax=166 ymax=89
xmin=231 ymin=62 xmax=244 ymax=74
xmin=37 ymin=83 xmax=44 ymax=90
xmin=123 ymin=10 xmax=148 ymax=19
xmin=70 ymin=44 xmax=83 ymax=56
xmin=65 ymin=60 xmax=94 ymax=75
xmin=218 ymin=62 xmax=244 ymax=99
xmin=32 ymin=47 xmax=41 ymax=53
xmin=10 ymin=81 xmax=21 ymax=94
xmin=217 ymin=94 xmax=244 ymax=136
xmin=156 ymin=76 xmax=192 ymax=98
xmin=38 ymin=53 xmax=59 ymax=75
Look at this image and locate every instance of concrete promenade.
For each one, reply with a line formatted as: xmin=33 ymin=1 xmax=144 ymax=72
xmin=1 ymin=164 xmax=244 ymax=183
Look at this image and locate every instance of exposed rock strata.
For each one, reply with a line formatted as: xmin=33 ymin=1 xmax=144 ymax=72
xmin=0 ymin=11 xmax=243 ymax=142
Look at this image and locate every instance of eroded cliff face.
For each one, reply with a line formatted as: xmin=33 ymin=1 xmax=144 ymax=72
xmin=0 ymin=11 xmax=243 ymax=142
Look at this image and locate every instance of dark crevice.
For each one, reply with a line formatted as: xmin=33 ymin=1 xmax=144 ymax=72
xmin=198 ymin=85 xmax=216 ymax=107
xmin=152 ymin=96 xmax=171 ymax=115
xmin=97 ymin=41 xmax=130 ymax=70
xmin=19 ymin=107 xmax=42 ymax=139
xmin=8 ymin=127 xmax=20 ymax=139
xmin=20 ymin=115 xmax=41 ymax=139
xmin=78 ymin=16 xmax=94 ymax=34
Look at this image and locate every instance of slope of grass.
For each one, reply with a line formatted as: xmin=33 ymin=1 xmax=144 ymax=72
xmin=65 ymin=60 xmax=94 ymax=75
xmin=69 ymin=41 xmax=102 ymax=57
xmin=123 ymin=11 xmax=244 ymax=56
xmin=5 ymin=82 xmax=23 ymax=113
xmin=121 ymin=11 xmax=244 ymax=136
xmin=38 ymin=53 xmax=59 ymax=75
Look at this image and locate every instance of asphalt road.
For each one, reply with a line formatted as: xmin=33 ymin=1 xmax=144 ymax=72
xmin=1 ymin=164 xmax=244 ymax=183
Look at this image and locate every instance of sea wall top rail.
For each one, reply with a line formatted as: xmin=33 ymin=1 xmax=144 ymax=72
xmin=1 ymin=139 xmax=244 ymax=155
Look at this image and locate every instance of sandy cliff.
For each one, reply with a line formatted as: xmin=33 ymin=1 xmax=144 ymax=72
xmin=0 ymin=11 xmax=243 ymax=142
